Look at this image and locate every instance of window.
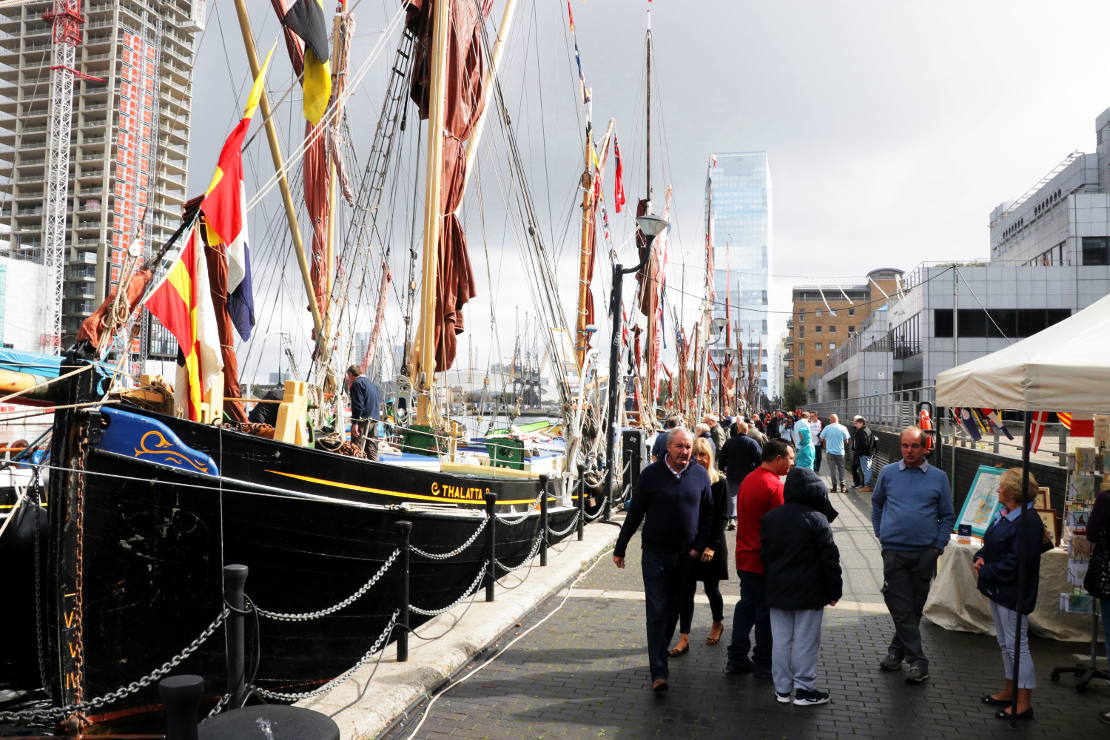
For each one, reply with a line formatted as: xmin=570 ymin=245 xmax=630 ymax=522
xmin=799 ymin=326 xmax=805 ymax=338
xmin=815 ymin=359 xmax=823 ymax=367
xmin=933 ymin=309 xmax=1072 ymax=338
xmin=799 ymin=360 xmax=806 ymax=371
xmin=848 ymin=307 xmax=856 ymax=316
xmin=1083 ymin=237 xmax=1110 ymax=266
xmin=798 ymin=312 xmax=805 ymax=322
xmin=828 ymin=325 xmax=835 ymax=333
xmin=815 ymin=310 xmax=824 ymax=317
xmin=798 ymin=344 xmax=805 ymax=355
xmin=829 ymin=343 xmax=836 ymax=349
xmin=815 ymin=342 xmax=823 ymax=350
xmin=815 ymin=326 xmax=822 ymax=333
xmin=848 ymin=325 xmax=855 ymax=333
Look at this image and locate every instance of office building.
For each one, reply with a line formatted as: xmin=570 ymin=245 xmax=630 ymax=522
xmin=706 ymin=151 xmax=771 ymax=402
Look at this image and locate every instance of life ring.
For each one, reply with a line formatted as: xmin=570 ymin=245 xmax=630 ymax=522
xmin=918 ymin=407 xmax=934 ymax=453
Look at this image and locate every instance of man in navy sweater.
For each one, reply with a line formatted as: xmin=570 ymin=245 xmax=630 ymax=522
xmin=614 ymin=427 xmax=713 ymax=693
xmin=870 ymin=426 xmax=955 ymax=684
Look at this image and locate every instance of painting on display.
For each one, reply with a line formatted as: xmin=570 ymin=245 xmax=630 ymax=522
xmin=954 ymin=465 xmax=1006 ymax=538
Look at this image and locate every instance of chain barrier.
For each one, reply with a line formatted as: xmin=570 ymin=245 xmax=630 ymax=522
xmin=253 ymin=549 xmax=400 ymax=622
xmin=0 ymin=608 xmax=228 ymax=723
xmin=584 ymin=503 xmax=608 ymax=522
xmin=250 ymin=609 xmax=399 ymax=702
xmin=494 ymin=531 xmax=544 ymax=573
xmin=409 ymin=517 xmax=488 ymax=560
xmin=494 ymin=484 xmax=548 ymax=526
xmin=546 ymin=510 xmax=581 ymax=538
xmin=206 ymin=692 xmax=231 ymax=719
xmin=409 ymin=561 xmax=489 ymax=617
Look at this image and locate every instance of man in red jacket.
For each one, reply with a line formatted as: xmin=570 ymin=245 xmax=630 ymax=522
xmin=726 ymin=439 xmax=794 ymax=676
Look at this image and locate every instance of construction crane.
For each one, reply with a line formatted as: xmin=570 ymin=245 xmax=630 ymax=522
xmin=39 ymin=0 xmax=102 ymax=353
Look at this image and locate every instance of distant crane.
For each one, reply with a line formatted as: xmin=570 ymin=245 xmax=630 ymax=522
xmin=39 ymin=0 xmax=103 ymax=352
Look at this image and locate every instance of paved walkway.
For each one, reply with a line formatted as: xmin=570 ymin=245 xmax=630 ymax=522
xmin=384 ymin=473 xmax=1110 ymax=739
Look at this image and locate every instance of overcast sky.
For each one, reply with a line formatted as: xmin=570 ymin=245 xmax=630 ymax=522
xmin=186 ymin=0 xmax=1110 ymax=388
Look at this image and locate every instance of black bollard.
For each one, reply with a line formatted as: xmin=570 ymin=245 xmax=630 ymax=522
xmin=484 ymin=492 xmax=497 ymax=602
xmin=222 ymin=564 xmax=248 ymax=708
xmin=160 ymin=674 xmax=203 ymax=740
xmin=394 ymin=521 xmax=412 ymax=663
xmin=538 ymin=474 xmax=549 ymax=567
xmin=576 ymin=466 xmax=585 ymax=541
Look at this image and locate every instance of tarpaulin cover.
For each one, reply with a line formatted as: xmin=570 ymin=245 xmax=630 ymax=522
xmin=935 ymin=292 xmax=1110 ymax=412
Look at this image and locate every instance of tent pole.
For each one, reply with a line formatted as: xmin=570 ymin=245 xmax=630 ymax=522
xmin=1010 ymin=409 xmax=1033 ymax=727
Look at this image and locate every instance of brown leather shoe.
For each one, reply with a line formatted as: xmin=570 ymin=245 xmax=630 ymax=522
xmin=706 ymin=621 xmax=724 ymax=645
xmin=652 ymin=678 xmax=669 ymax=692
xmin=859 ymin=486 xmax=873 ymax=492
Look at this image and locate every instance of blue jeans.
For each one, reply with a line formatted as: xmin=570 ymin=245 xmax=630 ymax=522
xmin=727 ymin=570 xmax=772 ymax=670
xmin=860 ymin=454 xmax=873 ymax=486
xmin=641 ymin=549 xmax=693 ymax=680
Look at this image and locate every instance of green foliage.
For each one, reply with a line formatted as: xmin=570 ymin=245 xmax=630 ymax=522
xmin=782 ymin=380 xmax=807 ymax=411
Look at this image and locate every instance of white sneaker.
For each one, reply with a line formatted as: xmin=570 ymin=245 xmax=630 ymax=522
xmin=775 ymin=690 xmax=792 ymax=704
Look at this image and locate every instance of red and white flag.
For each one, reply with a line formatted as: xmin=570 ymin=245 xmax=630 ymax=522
xmin=1058 ymin=412 xmax=1094 ymax=438
xmin=1029 ymin=411 xmax=1049 ymax=453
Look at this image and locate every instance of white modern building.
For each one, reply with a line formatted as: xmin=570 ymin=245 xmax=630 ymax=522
xmin=0 ymin=0 xmax=204 ymax=355
xmin=811 ymin=107 xmax=1110 ymax=401
xmin=706 ymin=151 xmax=772 ymax=402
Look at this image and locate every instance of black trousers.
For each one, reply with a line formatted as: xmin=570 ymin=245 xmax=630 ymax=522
xmin=881 ymin=548 xmax=938 ymax=668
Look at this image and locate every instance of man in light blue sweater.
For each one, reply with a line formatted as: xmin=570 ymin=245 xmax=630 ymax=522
xmin=870 ymin=426 xmax=954 ymax=685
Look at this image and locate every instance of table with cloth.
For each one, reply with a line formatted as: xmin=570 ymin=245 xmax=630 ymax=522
xmin=923 ymin=536 xmax=1090 ymax=642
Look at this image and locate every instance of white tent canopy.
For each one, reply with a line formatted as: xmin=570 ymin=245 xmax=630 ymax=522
xmin=935 ymin=292 xmax=1110 ymax=413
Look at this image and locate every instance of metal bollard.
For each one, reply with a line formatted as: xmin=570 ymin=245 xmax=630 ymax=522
xmin=394 ymin=521 xmax=412 ymax=663
xmin=159 ymin=674 xmax=202 ymax=740
xmin=538 ymin=475 xmax=549 ymax=567
xmin=223 ymin=564 xmax=248 ymax=708
xmin=484 ymin=492 xmax=497 ymax=602
xmin=576 ymin=466 xmax=585 ymax=541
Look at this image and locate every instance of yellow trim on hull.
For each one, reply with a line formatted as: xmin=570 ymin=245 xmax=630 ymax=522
xmin=264 ymin=469 xmax=540 ymax=506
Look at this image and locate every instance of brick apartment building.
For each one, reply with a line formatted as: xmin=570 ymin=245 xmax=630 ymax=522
xmin=784 ymin=268 xmax=903 ymax=386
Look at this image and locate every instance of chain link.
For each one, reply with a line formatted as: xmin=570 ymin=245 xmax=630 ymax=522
xmin=494 ymin=510 xmax=532 ymax=526
xmin=250 ymin=609 xmax=399 ymax=702
xmin=546 ymin=510 xmax=581 ymax=538
xmin=410 ymin=517 xmax=487 ymax=560
xmin=494 ymin=531 xmax=544 ymax=573
xmin=409 ymin=561 xmax=489 ymax=616
xmin=0 ymin=608 xmax=228 ymax=723
xmin=206 ymin=692 xmax=231 ymax=719
xmin=254 ymin=549 xmax=400 ymax=622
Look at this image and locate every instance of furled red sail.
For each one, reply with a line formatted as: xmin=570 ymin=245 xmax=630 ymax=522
xmin=407 ymin=0 xmax=492 ymax=371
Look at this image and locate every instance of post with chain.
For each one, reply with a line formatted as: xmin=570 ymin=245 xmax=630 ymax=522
xmin=159 ymin=674 xmax=202 ymax=740
xmin=538 ymin=475 xmax=549 ymax=567
xmin=223 ymin=564 xmax=248 ymax=708
xmin=394 ymin=521 xmax=412 ymax=663
xmin=576 ymin=465 xmax=585 ymax=541
xmin=484 ymin=492 xmax=497 ymax=602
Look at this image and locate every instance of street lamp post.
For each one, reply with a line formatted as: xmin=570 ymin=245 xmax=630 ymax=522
xmin=603 ymin=209 xmax=669 ymax=515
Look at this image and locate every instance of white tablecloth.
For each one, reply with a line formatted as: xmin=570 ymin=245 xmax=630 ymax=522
xmin=923 ymin=537 xmax=1090 ymax=642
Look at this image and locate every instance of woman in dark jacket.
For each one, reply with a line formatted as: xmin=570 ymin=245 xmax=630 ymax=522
xmin=973 ymin=468 xmax=1045 ymax=721
xmin=668 ymin=437 xmax=729 ymax=656
xmin=1086 ymin=487 xmax=1110 ymax=725
xmin=760 ymin=467 xmax=841 ymax=706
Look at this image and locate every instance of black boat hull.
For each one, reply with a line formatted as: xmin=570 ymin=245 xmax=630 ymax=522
xmin=43 ymin=404 xmax=579 ymax=718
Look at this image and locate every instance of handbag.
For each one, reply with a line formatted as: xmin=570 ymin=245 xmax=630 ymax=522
xmin=1084 ymin=538 xmax=1110 ymax=600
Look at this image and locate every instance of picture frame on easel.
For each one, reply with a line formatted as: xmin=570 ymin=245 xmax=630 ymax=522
xmin=954 ymin=465 xmax=1006 ymax=538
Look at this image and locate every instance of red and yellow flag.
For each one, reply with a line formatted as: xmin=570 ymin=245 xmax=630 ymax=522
xmin=146 ymin=228 xmax=223 ymax=421
xmin=1058 ymin=412 xmax=1094 ymax=437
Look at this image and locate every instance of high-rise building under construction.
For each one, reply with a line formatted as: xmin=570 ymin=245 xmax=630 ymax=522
xmin=0 ymin=0 xmax=204 ymax=355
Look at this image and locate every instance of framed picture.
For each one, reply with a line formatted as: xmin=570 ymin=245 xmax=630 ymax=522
xmin=1035 ymin=487 xmax=1051 ymax=510
xmin=955 ymin=465 xmax=1006 ymax=537
xmin=1037 ymin=509 xmax=1059 ymax=547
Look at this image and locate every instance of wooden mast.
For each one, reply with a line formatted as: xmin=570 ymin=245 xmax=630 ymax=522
xmin=231 ymin=0 xmax=324 ymax=341
xmin=412 ymin=0 xmax=452 ymax=426
xmin=641 ymin=12 xmax=656 ymax=423
xmin=574 ymin=121 xmax=594 ymax=372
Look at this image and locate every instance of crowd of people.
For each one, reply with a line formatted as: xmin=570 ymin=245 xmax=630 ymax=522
xmin=615 ymin=412 xmax=1059 ymax=721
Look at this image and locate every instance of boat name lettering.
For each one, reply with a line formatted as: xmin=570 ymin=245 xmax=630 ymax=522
xmin=429 ymin=481 xmax=490 ymax=501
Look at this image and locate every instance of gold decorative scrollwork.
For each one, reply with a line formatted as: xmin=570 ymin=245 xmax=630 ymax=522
xmin=133 ymin=430 xmax=212 ymax=474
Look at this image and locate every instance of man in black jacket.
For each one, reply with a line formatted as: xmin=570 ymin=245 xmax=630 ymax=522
xmin=614 ymin=428 xmax=714 ymax=693
xmin=719 ymin=421 xmax=763 ymax=530
xmin=851 ymin=416 xmax=877 ymax=491
xmin=345 ymin=365 xmax=381 ymax=447
xmin=761 ymin=467 xmax=842 ymax=706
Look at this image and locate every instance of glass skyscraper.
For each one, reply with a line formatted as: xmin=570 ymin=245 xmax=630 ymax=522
xmin=706 ymin=151 xmax=771 ymax=401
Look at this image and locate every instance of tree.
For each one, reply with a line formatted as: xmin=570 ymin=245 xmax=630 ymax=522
xmin=782 ymin=380 xmax=807 ymax=412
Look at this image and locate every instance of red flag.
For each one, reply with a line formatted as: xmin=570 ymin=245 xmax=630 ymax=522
xmin=1059 ymin=412 xmax=1094 ymax=437
xmin=613 ymin=135 xmax=626 ymax=214
xmin=1029 ymin=411 xmax=1049 ymax=453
